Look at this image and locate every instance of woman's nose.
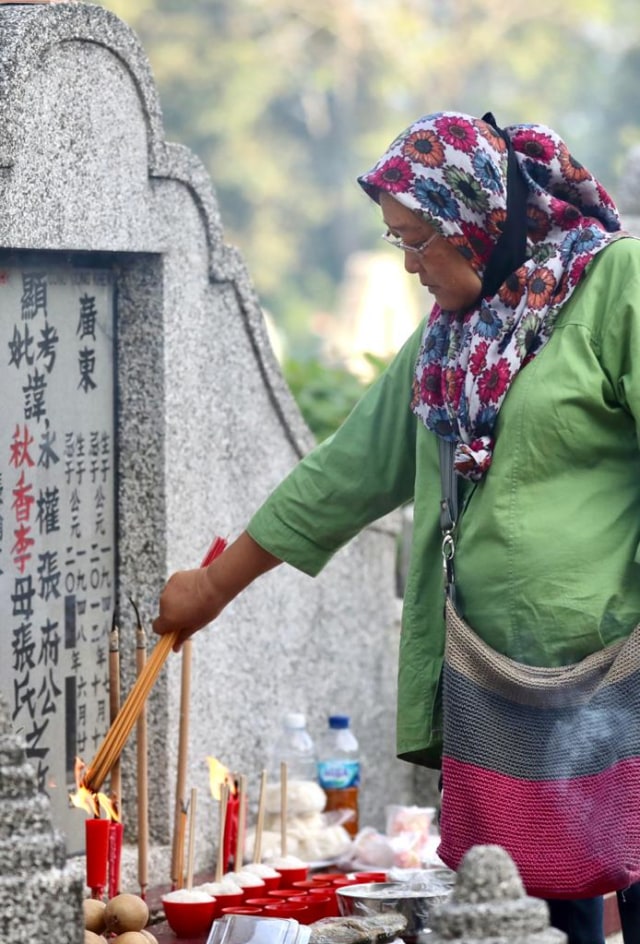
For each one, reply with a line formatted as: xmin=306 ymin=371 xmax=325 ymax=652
xmin=404 ymin=250 xmax=421 ymax=275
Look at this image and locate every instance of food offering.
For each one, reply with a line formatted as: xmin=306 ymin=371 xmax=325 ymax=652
xmin=82 ymin=892 xmax=155 ymax=944
xmin=162 ymin=888 xmax=217 ymax=938
xmin=244 ymin=775 xmax=351 ymax=866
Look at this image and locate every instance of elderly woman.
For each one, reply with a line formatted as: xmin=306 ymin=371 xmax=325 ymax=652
xmin=154 ymin=112 xmax=640 ymax=944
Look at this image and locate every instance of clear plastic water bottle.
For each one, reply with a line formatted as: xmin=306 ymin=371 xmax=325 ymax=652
xmin=269 ymin=712 xmax=318 ymax=782
xmin=317 ymin=714 xmax=360 ymax=837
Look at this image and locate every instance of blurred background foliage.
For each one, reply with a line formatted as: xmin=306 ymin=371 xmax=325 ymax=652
xmin=100 ymin=0 xmax=640 ymax=438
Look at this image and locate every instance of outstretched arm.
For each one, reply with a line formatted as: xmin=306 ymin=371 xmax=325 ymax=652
xmin=152 ymin=531 xmax=282 ymax=650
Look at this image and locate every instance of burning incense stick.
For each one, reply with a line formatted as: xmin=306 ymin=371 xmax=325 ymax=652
xmin=252 ymin=770 xmax=267 ymax=864
xmin=216 ymin=782 xmax=229 ymax=882
xmin=186 ymin=787 xmax=198 ymax=890
xmin=132 ymin=598 xmax=149 ymax=899
xmin=234 ymin=774 xmax=247 ymax=871
xmin=280 ymin=762 xmax=288 ymax=858
xmin=82 ymin=536 xmax=228 ymax=794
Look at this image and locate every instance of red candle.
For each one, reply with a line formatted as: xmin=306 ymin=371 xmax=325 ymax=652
xmin=108 ymin=820 xmax=124 ymax=899
xmin=86 ymin=817 xmax=110 ymax=896
xmin=223 ymin=790 xmax=239 ymax=871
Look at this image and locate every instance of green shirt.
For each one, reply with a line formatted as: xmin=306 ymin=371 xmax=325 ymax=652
xmin=248 ymin=238 xmax=640 ymax=768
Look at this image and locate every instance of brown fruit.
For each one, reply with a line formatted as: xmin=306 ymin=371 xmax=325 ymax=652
xmin=83 ymin=898 xmax=107 ymax=933
xmin=84 ymin=932 xmax=108 ymax=944
xmin=140 ymin=932 xmax=159 ymax=944
xmin=104 ymin=894 xmax=150 ymax=934
xmin=112 ymin=935 xmax=150 ymax=944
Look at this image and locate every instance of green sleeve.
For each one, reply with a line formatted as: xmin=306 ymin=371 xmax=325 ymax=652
xmin=247 ymin=321 xmax=425 ymax=576
xmin=594 ymin=238 xmax=640 ymax=437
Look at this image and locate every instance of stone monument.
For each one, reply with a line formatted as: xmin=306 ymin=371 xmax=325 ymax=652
xmin=0 ymin=0 xmax=414 ymax=897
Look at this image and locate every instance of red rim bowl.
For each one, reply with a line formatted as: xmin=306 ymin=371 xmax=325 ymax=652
xmin=162 ymin=897 xmax=217 ymax=938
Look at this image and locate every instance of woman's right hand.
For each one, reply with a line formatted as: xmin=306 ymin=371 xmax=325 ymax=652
xmin=152 ymin=565 xmax=225 ymax=650
xmin=152 ymin=531 xmax=282 ymax=650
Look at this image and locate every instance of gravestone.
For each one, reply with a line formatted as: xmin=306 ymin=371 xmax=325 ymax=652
xmin=429 ymin=845 xmax=566 ymax=944
xmin=0 ymin=0 xmax=412 ymax=888
xmin=1 ymin=255 xmax=116 ymax=848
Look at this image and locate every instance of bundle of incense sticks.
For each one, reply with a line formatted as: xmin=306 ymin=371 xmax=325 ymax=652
xmin=82 ymin=536 xmax=228 ymax=793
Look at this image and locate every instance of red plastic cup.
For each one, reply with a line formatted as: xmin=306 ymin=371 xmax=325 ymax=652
xmin=245 ymin=897 xmax=277 ymax=914
xmin=332 ymin=877 xmax=360 ymax=889
xmin=267 ymin=889 xmax=295 ymax=900
xmin=311 ymin=872 xmax=345 ymax=885
xmin=306 ymin=891 xmax=333 ymax=918
xmin=350 ymin=871 xmax=388 ymax=883
xmin=264 ymin=901 xmax=310 ymax=921
xmin=211 ymin=889 xmax=243 ymax=913
xmin=221 ymin=905 xmax=261 ymax=916
xmin=292 ymin=879 xmax=321 ymax=891
xmin=236 ymin=880 xmax=266 ymax=900
xmin=276 ymin=865 xmax=308 ymax=888
xmin=259 ymin=873 xmax=281 ymax=891
xmin=289 ymin=894 xmax=326 ymax=923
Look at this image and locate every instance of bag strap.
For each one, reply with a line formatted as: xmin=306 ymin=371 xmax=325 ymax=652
xmin=438 ymin=438 xmax=458 ymax=607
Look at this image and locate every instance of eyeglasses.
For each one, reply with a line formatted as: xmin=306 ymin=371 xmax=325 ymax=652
xmin=381 ymin=230 xmax=439 ymax=254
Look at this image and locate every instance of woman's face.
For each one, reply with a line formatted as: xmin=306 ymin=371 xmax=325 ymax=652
xmin=379 ymin=191 xmax=482 ymax=312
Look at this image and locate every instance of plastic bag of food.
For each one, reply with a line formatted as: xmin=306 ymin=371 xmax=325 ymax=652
xmin=385 ymin=805 xmax=436 ymax=868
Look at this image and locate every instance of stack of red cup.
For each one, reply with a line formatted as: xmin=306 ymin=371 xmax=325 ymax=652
xmin=215 ymin=870 xmax=389 ymax=924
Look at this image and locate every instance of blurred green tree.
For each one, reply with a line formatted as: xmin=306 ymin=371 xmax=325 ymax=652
xmin=99 ymin=0 xmax=640 ymax=436
xmin=284 ymin=352 xmax=390 ymax=441
xmin=100 ymin=0 xmax=639 ymax=333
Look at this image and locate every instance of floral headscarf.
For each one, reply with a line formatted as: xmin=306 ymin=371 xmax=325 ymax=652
xmin=358 ymin=111 xmax=625 ymax=481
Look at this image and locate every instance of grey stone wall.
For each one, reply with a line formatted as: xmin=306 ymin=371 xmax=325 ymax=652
xmin=0 ymin=0 xmax=418 ymax=892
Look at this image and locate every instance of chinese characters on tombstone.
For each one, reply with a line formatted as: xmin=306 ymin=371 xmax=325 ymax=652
xmin=0 ymin=258 xmax=115 ymax=853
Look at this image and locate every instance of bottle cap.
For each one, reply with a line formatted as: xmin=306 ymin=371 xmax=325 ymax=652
xmin=328 ymin=715 xmax=350 ymax=729
xmin=284 ymin=712 xmax=306 ymax=728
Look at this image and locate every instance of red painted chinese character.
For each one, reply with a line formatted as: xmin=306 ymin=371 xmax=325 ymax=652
xmin=12 ymin=523 xmax=34 ymax=573
xmin=12 ymin=471 xmax=35 ymax=522
xmin=10 ymin=425 xmax=35 ymax=468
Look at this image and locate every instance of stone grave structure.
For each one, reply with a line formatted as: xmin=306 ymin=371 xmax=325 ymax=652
xmin=0 ymin=0 xmax=417 ymax=903
xmin=429 ymin=845 xmax=566 ymax=944
xmin=0 ymin=691 xmax=84 ymax=944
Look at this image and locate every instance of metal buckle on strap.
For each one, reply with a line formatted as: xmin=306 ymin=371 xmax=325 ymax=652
xmin=441 ymin=529 xmax=456 ymax=594
xmin=438 ymin=439 xmax=458 ymax=606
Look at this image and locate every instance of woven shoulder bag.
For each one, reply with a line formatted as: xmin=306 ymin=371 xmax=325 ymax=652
xmin=435 ymin=439 xmax=640 ymax=899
